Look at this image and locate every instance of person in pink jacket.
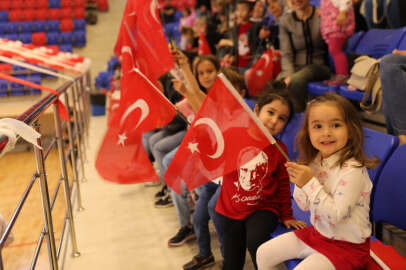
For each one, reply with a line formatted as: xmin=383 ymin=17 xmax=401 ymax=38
xmin=321 ymin=0 xmax=355 ymax=85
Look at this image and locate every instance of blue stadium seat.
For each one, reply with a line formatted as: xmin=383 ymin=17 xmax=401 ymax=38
xmin=60 ymin=31 xmax=73 ymax=44
xmin=0 ymin=11 xmax=8 ymax=22
xmin=363 ymin=128 xmax=398 ymax=187
xmin=309 ymin=0 xmax=320 ymax=6
xmin=397 ymin=33 xmax=406 ymax=50
xmin=5 ymin=34 xmax=18 ymax=41
xmin=337 ymin=85 xmax=369 ymax=102
xmin=0 ymin=79 xmax=7 ymax=97
xmin=27 ymin=75 xmax=42 ymax=95
xmin=12 ymin=65 xmax=26 ymax=72
xmin=73 ymin=19 xmax=86 ymax=30
xmin=0 ymin=22 xmax=6 ymax=34
xmin=307 ymin=82 xmax=339 ymax=96
xmin=31 ymin=75 xmax=41 ymax=85
xmin=174 ymin=10 xmax=182 ymax=22
xmin=20 ymin=21 xmax=33 ymax=33
xmin=5 ymin=22 xmax=19 ymax=34
xmin=47 ymin=32 xmax=60 ymax=45
xmin=60 ymin=43 xmax=73 ymax=52
xmin=19 ymin=33 xmax=32 ymax=44
xmin=73 ymin=30 xmax=86 ymax=46
xmin=353 ymin=27 xmax=406 ymax=59
xmin=49 ymin=0 xmax=61 ymax=9
xmin=46 ymin=20 xmax=60 ymax=32
xmin=345 ymin=31 xmax=365 ymax=53
xmin=33 ymin=20 xmax=46 ymax=32
xmin=279 ymin=113 xmax=304 ymax=161
xmin=10 ymin=77 xmax=25 ymax=96
xmin=371 ymin=144 xmax=406 ymax=231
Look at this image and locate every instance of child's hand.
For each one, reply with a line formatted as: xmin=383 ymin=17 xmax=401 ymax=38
xmin=337 ymin=11 xmax=347 ymax=26
xmin=283 ymin=219 xmax=307 ymax=229
xmin=283 ymin=76 xmax=291 ymax=86
xmin=172 ymin=79 xmax=188 ymax=96
xmin=285 ymin=162 xmax=314 ymax=188
xmin=171 ymin=49 xmax=189 ymax=67
xmin=259 ymin=28 xmax=270 ymax=40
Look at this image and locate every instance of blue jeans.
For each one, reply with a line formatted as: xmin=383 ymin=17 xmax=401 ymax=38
xmin=163 ymin=147 xmax=192 ymax=228
xmin=142 ymin=130 xmax=157 ymax=160
xmin=380 ymin=54 xmax=406 ymax=135
xmin=149 ymin=130 xmax=186 ymax=179
xmin=193 ymin=182 xmax=225 ymax=258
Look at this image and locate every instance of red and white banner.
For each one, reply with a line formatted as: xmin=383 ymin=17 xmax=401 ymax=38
xmin=0 ymin=39 xmax=90 ymax=74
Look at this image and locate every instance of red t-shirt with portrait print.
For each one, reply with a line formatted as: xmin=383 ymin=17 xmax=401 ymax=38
xmin=216 ymin=141 xmax=293 ymax=221
xmin=237 ymin=22 xmax=253 ymax=68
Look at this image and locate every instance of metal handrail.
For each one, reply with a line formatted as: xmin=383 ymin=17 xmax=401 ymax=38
xmin=0 ymin=70 xmax=90 ymax=270
xmin=0 ymin=78 xmax=79 ymax=155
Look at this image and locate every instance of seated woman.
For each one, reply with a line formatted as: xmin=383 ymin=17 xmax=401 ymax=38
xmin=277 ymin=0 xmax=331 ymax=112
xmin=380 ymin=49 xmax=406 ymax=146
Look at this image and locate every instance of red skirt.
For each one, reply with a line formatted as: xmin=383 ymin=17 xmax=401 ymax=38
xmin=294 ymin=226 xmax=370 ymax=270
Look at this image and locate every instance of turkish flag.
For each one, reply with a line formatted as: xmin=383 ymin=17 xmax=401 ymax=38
xmin=118 ymin=68 xmax=176 ymax=133
xmin=368 ymin=239 xmax=406 ymax=270
xmin=245 ymin=49 xmax=281 ymax=96
xmin=198 ymin=32 xmax=212 ymax=56
xmin=95 ymin=117 xmax=158 ymax=184
xmin=114 ymin=0 xmax=174 ymax=81
xmin=95 ymin=68 xmax=177 ymax=184
xmin=164 ymin=74 xmax=279 ymax=193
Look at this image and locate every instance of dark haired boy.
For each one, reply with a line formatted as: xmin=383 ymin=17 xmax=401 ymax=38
xmin=218 ymin=0 xmax=261 ymax=72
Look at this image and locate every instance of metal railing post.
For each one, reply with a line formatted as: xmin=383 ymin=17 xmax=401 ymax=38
xmin=78 ymin=77 xmax=90 ymax=140
xmin=73 ymin=81 xmax=88 ymax=163
xmin=32 ymin=122 xmax=59 ymax=270
xmin=71 ymin=85 xmax=88 ymax=183
xmin=52 ymin=104 xmax=80 ymax=257
xmin=64 ymin=93 xmax=85 ymax=212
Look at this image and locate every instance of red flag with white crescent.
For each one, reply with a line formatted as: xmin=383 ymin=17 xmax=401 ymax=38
xmin=164 ymin=74 xmax=279 ymax=194
xmin=95 ymin=68 xmax=177 ymax=184
xmin=95 ymin=118 xmax=158 ymax=184
xmin=114 ymin=0 xmax=174 ymax=81
xmin=245 ymin=49 xmax=281 ymax=96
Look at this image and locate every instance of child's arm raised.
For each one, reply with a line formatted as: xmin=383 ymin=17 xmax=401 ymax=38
xmin=171 ymin=49 xmax=207 ymax=112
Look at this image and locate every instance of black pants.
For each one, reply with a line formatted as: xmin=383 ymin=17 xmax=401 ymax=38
xmin=222 ymin=210 xmax=279 ymax=270
xmin=289 ymin=64 xmax=331 ymax=113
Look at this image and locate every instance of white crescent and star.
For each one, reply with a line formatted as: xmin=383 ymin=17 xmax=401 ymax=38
xmin=188 ymin=117 xmax=224 ymax=159
xmin=116 ymin=99 xmax=150 ymax=146
xmin=256 ymin=53 xmax=270 ymax=77
xmin=117 ymin=133 xmax=128 ymax=147
xmin=120 ymin=99 xmax=150 ymax=130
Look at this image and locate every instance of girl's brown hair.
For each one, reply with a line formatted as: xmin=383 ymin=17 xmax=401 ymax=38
xmin=296 ymin=93 xmax=379 ymax=169
xmin=256 ymin=85 xmax=294 ymax=125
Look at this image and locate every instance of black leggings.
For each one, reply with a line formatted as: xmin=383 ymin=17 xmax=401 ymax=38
xmin=222 ymin=210 xmax=279 ymax=270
